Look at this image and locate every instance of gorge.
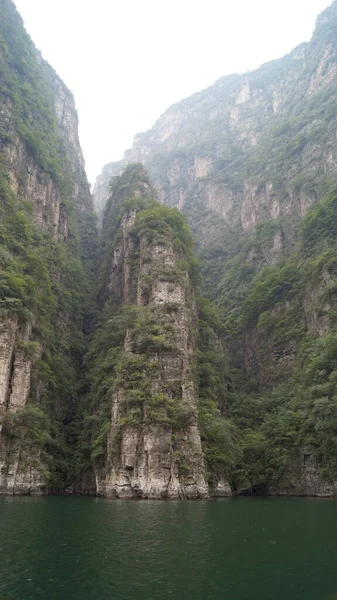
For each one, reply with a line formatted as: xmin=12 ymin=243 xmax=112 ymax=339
xmin=1 ymin=0 xmax=337 ymax=498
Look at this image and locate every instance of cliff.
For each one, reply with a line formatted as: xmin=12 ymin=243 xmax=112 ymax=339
xmin=83 ymin=164 xmax=232 ymax=498
xmin=94 ymin=1 xmax=337 ymax=495
xmin=0 ymin=0 xmax=97 ymax=494
xmin=96 ymin=2 xmax=337 ymax=248
xmin=93 ymin=161 xmax=124 ymax=226
xmin=0 ymin=0 xmax=232 ymax=499
xmin=4 ymin=0 xmax=337 ymax=497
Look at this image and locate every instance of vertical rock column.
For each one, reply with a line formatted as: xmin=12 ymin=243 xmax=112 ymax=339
xmin=98 ymin=209 xmax=208 ymax=499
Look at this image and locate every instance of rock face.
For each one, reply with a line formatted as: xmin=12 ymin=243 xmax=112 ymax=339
xmin=6 ymin=0 xmax=337 ymax=497
xmin=93 ymin=1 xmax=337 ymax=388
xmin=0 ymin=317 xmax=18 ymax=422
xmin=93 ymin=166 xmax=210 ymax=498
xmin=95 ymin=2 xmax=337 ymax=251
xmin=0 ymin=95 xmax=66 ymax=241
xmin=0 ymin=61 xmax=92 ymax=245
xmin=0 ymin=0 xmax=96 ymax=494
xmin=93 ymin=1 xmax=337 ymax=496
xmin=93 ymin=161 xmax=124 ymax=225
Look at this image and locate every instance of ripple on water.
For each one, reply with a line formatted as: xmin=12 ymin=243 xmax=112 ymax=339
xmin=1 ymin=496 xmax=337 ymax=599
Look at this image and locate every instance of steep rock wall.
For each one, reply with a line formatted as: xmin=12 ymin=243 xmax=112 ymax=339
xmin=93 ymin=161 xmax=124 ymax=225
xmin=91 ymin=166 xmax=209 ymax=498
xmin=0 ymin=0 xmax=96 ymax=495
xmin=93 ymin=1 xmax=337 ymax=496
xmin=87 ymin=165 xmax=232 ymax=498
xmin=98 ymin=212 xmax=207 ymax=498
xmin=95 ymin=1 xmax=337 ymax=252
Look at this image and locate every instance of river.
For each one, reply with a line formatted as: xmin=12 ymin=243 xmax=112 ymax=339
xmin=1 ymin=496 xmax=337 ymax=599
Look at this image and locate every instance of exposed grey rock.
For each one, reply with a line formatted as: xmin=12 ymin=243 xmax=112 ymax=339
xmin=95 ymin=204 xmax=210 ymax=499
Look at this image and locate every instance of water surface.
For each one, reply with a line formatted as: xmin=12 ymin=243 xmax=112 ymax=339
xmin=1 ymin=496 xmax=337 ymax=599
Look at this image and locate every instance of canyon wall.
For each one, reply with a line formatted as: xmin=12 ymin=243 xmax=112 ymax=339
xmin=94 ymin=1 xmax=337 ymax=495
xmin=0 ymin=0 xmax=97 ymax=494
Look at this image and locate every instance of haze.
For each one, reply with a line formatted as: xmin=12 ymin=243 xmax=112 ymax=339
xmin=14 ymin=0 xmax=331 ymax=183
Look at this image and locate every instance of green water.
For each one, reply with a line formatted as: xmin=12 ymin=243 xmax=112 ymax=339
xmin=1 ymin=497 xmax=337 ymax=599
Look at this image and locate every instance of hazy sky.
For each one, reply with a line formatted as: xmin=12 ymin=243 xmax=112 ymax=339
xmin=14 ymin=0 xmax=331 ymax=183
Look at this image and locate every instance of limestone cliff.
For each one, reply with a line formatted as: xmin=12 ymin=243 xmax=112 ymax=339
xmin=95 ymin=2 xmax=337 ymax=251
xmin=85 ymin=165 xmax=232 ymax=498
xmin=93 ymin=161 xmax=124 ymax=226
xmin=94 ymin=1 xmax=337 ymax=496
xmin=0 ymin=0 xmax=97 ymax=495
xmin=101 ymin=210 xmax=208 ymax=499
xmin=94 ymin=1 xmax=337 ymax=389
xmin=5 ymin=0 xmax=337 ymax=497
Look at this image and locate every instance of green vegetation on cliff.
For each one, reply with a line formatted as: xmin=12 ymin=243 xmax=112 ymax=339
xmin=0 ymin=0 xmax=68 ymax=179
xmin=78 ymin=165 xmax=235 ymax=487
xmin=0 ymin=0 xmax=97 ymax=492
xmin=107 ymin=0 xmax=337 ymax=494
xmin=222 ymin=187 xmax=337 ymax=492
xmin=5 ymin=0 xmax=337 ymax=496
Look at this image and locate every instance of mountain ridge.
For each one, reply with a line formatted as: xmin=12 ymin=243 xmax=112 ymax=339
xmin=93 ymin=0 xmax=337 ymax=495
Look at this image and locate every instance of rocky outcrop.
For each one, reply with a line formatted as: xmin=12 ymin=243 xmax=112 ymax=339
xmin=0 ymin=317 xmax=18 ymax=425
xmin=94 ymin=167 xmax=210 ymax=498
xmin=0 ymin=70 xmax=93 ymax=244
xmin=209 ymin=478 xmax=232 ymax=497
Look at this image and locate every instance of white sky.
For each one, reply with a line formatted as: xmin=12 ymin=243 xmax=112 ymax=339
xmin=13 ymin=0 xmax=331 ymax=183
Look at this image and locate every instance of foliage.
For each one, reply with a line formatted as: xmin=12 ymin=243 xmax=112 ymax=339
xmin=0 ymin=1 xmax=98 ymax=491
xmin=90 ymin=3 xmax=337 ymax=492
xmin=224 ymin=187 xmax=337 ymax=490
xmin=0 ymin=0 xmax=70 ymax=181
xmin=83 ymin=168 xmax=234 ymax=483
xmin=301 ymin=186 xmax=337 ymax=250
xmin=2 ymin=404 xmax=51 ymax=445
xmin=196 ymin=296 xmax=239 ymax=481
